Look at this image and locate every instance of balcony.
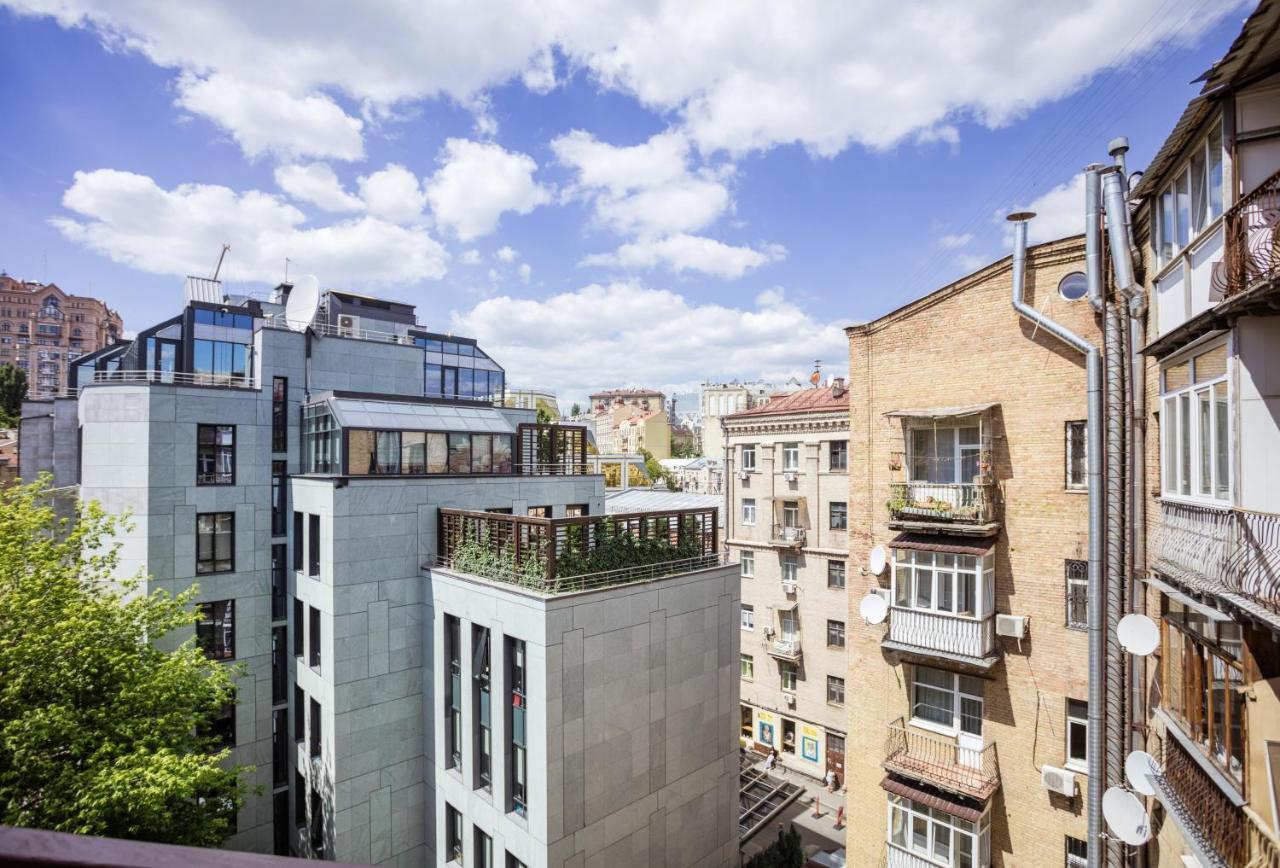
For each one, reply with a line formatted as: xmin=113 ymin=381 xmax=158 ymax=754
xmin=87 ymin=369 xmax=258 ymax=390
xmin=767 ymin=638 xmax=802 ymax=661
xmin=1150 ymin=734 xmax=1247 ymax=867
xmin=1155 ymin=501 xmax=1280 ymax=605
xmin=1212 ymin=167 xmax=1280 ymax=300
xmin=882 ymin=719 xmax=1000 ymax=801
xmin=770 ymin=525 xmax=806 ymax=548
xmin=887 ymin=482 xmax=997 ymax=536
xmin=884 ymin=607 xmax=997 ymax=670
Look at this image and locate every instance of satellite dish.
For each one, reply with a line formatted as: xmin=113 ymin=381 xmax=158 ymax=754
xmin=284 ymin=274 xmax=321 ymax=332
xmin=869 ymin=545 xmax=887 ymax=576
xmin=1117 ymin=614 xmax=1160 ymax=657
xmin=1102 ymin=786 xmax=1151 ymax=846
xmin=1124 ymin=751 xmax=1161 ymax=797
xmin=859 ymin=593 xmax=888 ymax=625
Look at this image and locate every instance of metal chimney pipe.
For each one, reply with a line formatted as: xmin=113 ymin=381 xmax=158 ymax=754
xmin=1008 ymin=213 xmax=1105 ymax=868
xmin=1085 ymin=165 xmax=1106 ymax=313
xmin=1102 ymin=167 xmax=1139 ymax=299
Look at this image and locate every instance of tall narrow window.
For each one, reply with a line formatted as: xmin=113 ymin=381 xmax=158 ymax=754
xmin=780 ymin=662 xmax=797 ymax=692
xmin=293 ymin=598 xmax=304 ymax=656
xmin=827 ymin=675 xmax=845 ymax=704
xmin=474 ymin=626 xmax=492 ymax=791
xmin=508 ymin=636 xmax=528 ymax=816
xmin=1065 ymin=421 xmax=1087 ymax=490
xmin=741 ymin=445 xmax=756 ymax=470
xmin=829 ymin=501 xmax=847 ymax=530
xmin=309 ymin=789 xmax=323 ymax=853
xmin=308 ymin=514 xmax=320 ymax=578
xmin=1065 ymin=560 xmax=1088 ymax=630
xmin=829 ymin=440 xmax=848 ymax=471
xmin=271 ymin=544 xmax=287 ymax=621
xmin=741 ymin=498 xmax=756 ymax=525
xmin=272 ymin=625 xmax=287 ymax=704
xmin=740 ymin=550 xmax=755 ymax=578
xmin=294 ymin=686 xmax=305 ymax=740
xmin=308 ymin=606 xmax=321 ymax=669
xmin=828 ymin=561 xmax=846 ymax=589
xmin=1066 ymin=699 xmax=1088 ymax=772
xmin=272 ymin=708 xmax=288 ymax=786
xmin=196 ymin=513 xmax=234 ymax=574
xmin=271 ymin=461 xmax=287 ymax=536
xmin=475 ymin=827 xmax=493 ymax=868
xmin=273 ymin=790 xmax=289 ymax=855
xmin=196 ymin=600 xmax=235 ymax=659
xmin=309 ymin=698 xmax=321 ymax=759
xmin=293 ymin=511 xmax=303 ymax=571
xmin=203 ymin=697 xmax=235 ymax=748
xmin=445 ymin=615 xmax=462 ymax=770
xmin=827 ymin=620 xmax=845 ymax=647
xmin=445 ymin=804 xmax=463 ymax=864
xmin=782 ymin=443 xmax=800 ymax=471
xmin=294 ymin=771 xmax=305 ymax=828
xmin=272 ymin=376 xmax=288 ymax=453
xmin=196 ymin=424 xmax=235 ymax=485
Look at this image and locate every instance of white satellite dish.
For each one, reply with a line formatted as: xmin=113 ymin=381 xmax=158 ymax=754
xmin=1102 ymin=786 xmax=1151 ymax=846
xmin=859 ymin=592 xmax=888 ymax=625
xmin=1117 ymin=613 xmax=1160 ymax=657
xmin=869 ymin=545 xmax=887 ymax=576
xmin=284 ymin=274 xmax=321 ymax=332
xmin=1124 ymin=751 xmax=1161 ymax=797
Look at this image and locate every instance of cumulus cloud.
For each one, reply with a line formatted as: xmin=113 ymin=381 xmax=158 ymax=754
xmin=51 ymin=169 xmax=448 ymax=284
xmin=495 ymin=245 xmax=519 ymax=263
xmin=424 ymin=138 xmax=550 ymax=240
xmin=517 ymin=262 xmax=532 ymax=283
xmin=274 ymin=163 xmax=363 ymax=212
xmin=582 ymin=234 xmax=786 ymax=279
xmin=1010 ymin=173 xmax=1086 ymax=245
xmin=938 ymin=232 xmax=973 ymax=249
xmin=459 ymin=249 xmax=483 ymax=265
xmin=451 ymin=280 xmax=846 ymax=397
xmin=358 ymin=163 xmax=427 ymax=224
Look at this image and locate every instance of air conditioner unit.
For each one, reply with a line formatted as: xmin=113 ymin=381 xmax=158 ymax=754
xmin=784 ymin=471 xmax=798 ymax=483
xmin=337 ymin=314 xmax=356 ymax=336
xmin=782 ymin=580 xmax=797 ymax=595
xmin=995 ymin=614 xmax=1028 ymax=640
xmin=1041 ymin=765 xmax=1077 ymax=797
xmin=738 ymin=470 xmax=750 ymax=480
xmin=784 ymin=694 xmax=796 ymax=706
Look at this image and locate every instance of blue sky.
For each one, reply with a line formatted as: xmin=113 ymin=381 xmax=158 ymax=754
xmin=0 ymin=1 xmax=1253 ymax=406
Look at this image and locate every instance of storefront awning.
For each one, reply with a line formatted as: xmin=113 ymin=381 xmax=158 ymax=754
xmin=880 ymin=775 xmax=985 ymax=822
xmin=883 ymin=402 xmax=997 ymax=419
xmin=889 ymin=533 xmax=996 ymax=557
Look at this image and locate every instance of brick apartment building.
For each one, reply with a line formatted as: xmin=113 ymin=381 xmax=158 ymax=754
xmin=0 ymin=275 xmax=123 ymax=398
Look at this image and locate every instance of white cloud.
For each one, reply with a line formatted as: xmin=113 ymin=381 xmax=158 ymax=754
xmin=522 ymin=48 xmax=558 ymax=94
xmin=424 ymin=138 xmax=550 ymax=241
xmin=1011 ymin=173 xmax=1085 ymax=245
xmin=274 ymin=163 xmax=363 ymax=212
xmin=451 ymin=280 xmax=846 ymax=398
xmin=358 ymin=163 xmax=427 ymax=224
xmin=175 ymin=73 xmax=363 ymax=161
xmin=459 ymin=249 xmax=483 ymax=265
xmin=552 ymin=128 xmax=690 ymax=196
xmin=52 ymin=169 xmax=447 ymax=284
xmin=938 ymin=232 xmax=973 ymax=249
xmin=582 ymin=234 xmax=785 ymax=279
xmin=495 ymin=245 xmax=519 ymax=263
xmin=955 ymin=253 xmax=988 ymax=273
xmin=517 ymin=262 xmax=532 ymax=283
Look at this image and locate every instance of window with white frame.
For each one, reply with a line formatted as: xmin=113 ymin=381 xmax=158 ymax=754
xmin=1156 ymin=119 xmax=1224 ymax=268
xmin=887 ymin=793 xmax=990 ymax=867
xmin=780 ymin=662 xmax=797 ymax=692
xmin=742 ymin=444 xmax=756 ymax=470
xmin=782 ymin=555 xmax=797 ymax=583
xmin=1160 ymin=340 xmax=1229 ymax=501
xmin=740 ymin=604 xmax=754 ymax=631
xmin=1066 ymin=699 xmax=1088 ymax=772
xmin=1065 ymin=421 xmax=1087 ymax=490
xmin=741 ymin=550 xmax=755 ymax=578
xmin=782 ymin=443 xmax=800 ymax=471
xmin=1066 ymin=836 xmax=1088 ymax=868
xmin=911 ymin=666 xmax=983 ymax=736
xmin=741 ymin=498 xmax=757 ymax=525
xmin=741 ymin=654 xmax=754 ymax=679
xmin=909 ymin=425 xmax=981 ymax=484
xmin=892 ymin=549 xmax=992 ymax=619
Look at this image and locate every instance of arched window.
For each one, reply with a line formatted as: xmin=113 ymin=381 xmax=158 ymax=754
xmin=72 ymin=327 xmax=82 ymax=337
xmin=43 ymin=296 xmax=59 ymax=308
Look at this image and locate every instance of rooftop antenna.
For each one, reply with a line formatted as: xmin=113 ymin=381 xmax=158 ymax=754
xmin=211 ymin=244 xmax=231 ymax=281
xmin=809 ymin=360 xmax=822 ymax=387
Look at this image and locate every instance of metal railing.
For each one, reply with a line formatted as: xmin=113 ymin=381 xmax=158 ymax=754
xmin=1157 ymin=501 xmax=1280 ymax=603
xmin=88 ymin=370 xmax=258 ymax=390
xmin=261 ymin=312 xmax=414 ymax=345
xmin=1212 ymin=167 xmax=1280 ymax=299
xmin=888 ymin=481 xmax=995 ymax=526
xmin=1153 ymin=735 xmax=1247 ymax=867
xmin=770 ymin=525 xmax=806 ymax=547
xmin=1247 ymin=807 xmax=1280 ymax=868
xmin=883 ymin=719 xmax=1000 ymax=801
xmin=767 ymin=639 xmax=802 ymax=660
xmin=513 ymin=462 xmax=593 ymax=476
xmin=887 ymin=607 xmax=996 ymax=660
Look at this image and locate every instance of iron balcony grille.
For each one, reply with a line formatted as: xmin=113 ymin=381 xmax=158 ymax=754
xmin=1151 ymin=734 xmax=1246 ymax=867
xmin=882 ymin=718 xmax=1000 ymax=802
xmin=1211 ymin=167 xmax=1280 ymax=300
xmin=769 ymin=525 xmax=806 ymax=547
xmin=888 ymin=482 xmax=996 ymax=527
xmin=1156 ymin=501 xmax=1280 ymax=605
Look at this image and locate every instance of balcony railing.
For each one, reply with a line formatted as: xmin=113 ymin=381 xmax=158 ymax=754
xmin=883 ymin=719 xmax=1000 ymax=801
xmin=770 ymin=525 xmax=806 ymax=547
xmin=88 ymin=370 xmax=258 ymax=390
xmin=1152 ymin=734 xmax=1247 ymax=867
xmin=767 ymin=638 xmax=802 ymax=661
xmin=886 ymin=607 xmax=996 ymax=663
xmin=1156 ymin=501 xmax=1280 ymax=604
xmin=888 ymin=482 xmax=996 ymax=529
xmin=1212 ymin=167 xmax=1280 ymax=300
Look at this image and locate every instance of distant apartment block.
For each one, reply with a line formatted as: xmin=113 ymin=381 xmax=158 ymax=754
xmin=699 ymin=380 xmax=777 ymax=460
xmin=505 ymin=386 xmax=561 ymax=420
xmin=589 ymin=387 xmax=671 ymax=458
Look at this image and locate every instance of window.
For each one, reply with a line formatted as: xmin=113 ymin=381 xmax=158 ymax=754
xmin=1156 ymin=120 xmax=1224 ymax=266
xmin=909 ymin=425 xmax=981 ymax=484
xmin=192 ymin=335 xmax=250 ymax=386
xmin=829 ymin=440 xmax=848 ymax=471
xmin=742 ymin=444 xmax=756 ymax=470
xmin=196 ymin=600 xmax=235 ymax=659
xmin=565 ymin=503 xmax=588 ymax=517
xmin=887 ymin=794 xmax=989 ymax=867
xmin=526 ymin=505 xmax=550 ymax=518
xmin=1059 ymin=272 xmax=1089 ymax=301
xmin=445 ymin=804 xmax=463 ymax=864
xmin=741 ymin=604 xmax=754 ymax=631
xmin=1065 ymin=421 xmax=1087 ymax=490
xmin=911 ymin=666 xmax=984 ymax=736
xmin=1065 ymin=560 xmax=1088 ymax=630
xmin=205 ymin=698 xmax=235 ymax=749
xmin=507 ymin=636 xmax=528 ymax=816
xmin=196 ymin=425 xmax=235 ymax=485
xmin=445 ymin=615 xmax=462 ymax=771
xmin=308 ymin=606 xmax=321 ymax=669
xmin=309 ymin=789 xmax=323 ymax=853
xmin=507 ymin=856 xmax=527 ymax=868
xmin=272 ymin=625 xmax=287 ymax=704
xmin=308 ymin=514 xmax=320 ymax=577
xmin=740 ymin=550 xmax=755 ymax=578
xmin=273 ymin=790 xmax=289 ymax=855
xmin=741 ymin=498 xmax=756 ymax=525
xmin=780 ymin=662 xmax=797 ymax=692
xmin=196 ymin=513 xmax=234 ymax=574
xmin=272 ymin=707 xmax=288 ymax=786
xmin=782 ymin=719 xmax=796 ymax=754
xmin=309 ymin=698 xmax=321 ymax=759
xmin=1066 ymin=836 xmax=1088 ymax=868
xmin=474 ymin=626 xmax=492 ymax=791
xmin=891 ymin=549 xmax=990 ymax=618
xmin=293 ymin=598 xmax=304 ymax=656
xmin=1066 ymin=699 xmax=1088 ymax=772
xmin=1160 ymin=341 xmax=1230 ymax=501
xmin=271 ymin=545 xmax=287 ymax=621
xmin=829 ymin=501 xmax=847 ymax=530
xmin=293 ymin=512 xmax=303 ymax=571
xmin=271 ymin=461 xmax=287 ymax=536
xmin=827 ymin=675 xmax=845 ymax=704
xmin=782 ymin=501 xmax=800 ymax=528
xmin=741 ymin=705 xmax=753 ymax=740
xmin=294 ymin=686 xmax=305 ymax=740
xmin=828 ymin=561 xmax=846 ymax=589
xmin=741 ymin=654 xmax=754 ymax=679
xmin=302 ymin=404 xmax=339 ymax=474
xmin=782 ymin=443 xmax=800 ymax=471
xmin=272 ymin=377 xmax=288 ymax=453
xmin=475 ymin=828 xmax=493 ymax=868
xmin=294 ymin=771 xmax=306 ymax=828
xmin=827 ymin=620 xmax=845 ymax=648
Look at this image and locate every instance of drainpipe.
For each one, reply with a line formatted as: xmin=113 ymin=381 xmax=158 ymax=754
xmin=1104 ymin=297 xmax=1126 ymax=868
xmin=1008 ymin=213 xmax=1106 ymax=868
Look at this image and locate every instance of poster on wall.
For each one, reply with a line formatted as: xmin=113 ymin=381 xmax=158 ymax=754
xmin=801 ymin=724 xmax=822 ymax=763
xmin=759 ymin=721 xmax=774 ymax=746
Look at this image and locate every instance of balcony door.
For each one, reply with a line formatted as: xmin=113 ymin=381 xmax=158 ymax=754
xmin=780 ymin=610 xmax=798 ymax=643
xmin=782 ymin=502 xmax=799 ymax=528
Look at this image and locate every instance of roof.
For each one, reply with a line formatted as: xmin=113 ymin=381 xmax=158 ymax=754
xmin=605 ymin=488 xmax=723 ymax=522
xmin=880 ymin=775 xmax=985 ymax=823
xmin=589 ymin=387 xmax=665 ymax=399
xmin=883 ymin=402 xmax=998 ymax=419
xmin=889 ymin=533 xmax=996 ymax=556
xmin=726 ymin=385 xmax=849 ymax=418
xmin=320 ymin=397 xmax=516 ymax=434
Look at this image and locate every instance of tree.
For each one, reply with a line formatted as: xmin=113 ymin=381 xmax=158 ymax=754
xmin=570 ymin=402 xmax=581 ymax=418
xmin=0 ymin=476 xmax=251 ymax=846
xmin=0 ymin=363 xmax=26 ymax=428
xmin=744 ymin=824 xmax=804 ymax=868
xmin=535 ymin=405 xmax=552 ymax=425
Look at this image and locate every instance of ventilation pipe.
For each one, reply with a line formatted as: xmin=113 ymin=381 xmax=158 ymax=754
xmin=1109 ymin=137 xmax=1136 ymax=254
xmin=1009 ymin=213 xmax=1105 ymax=868
xmin=1085 ymin=166 xmax=1106 ymax=314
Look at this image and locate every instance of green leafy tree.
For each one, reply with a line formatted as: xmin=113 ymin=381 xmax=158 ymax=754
xmin=570 ymin=402 xmax=581 ymax=417
xmin=0 ymin=476 xmax=251 ymax=846
xmin=745 ymin=824 xmax=804 ymax=868
xmin=0 ymin=363 xmax=26 ymax=428
xmin=535 ymin=405 xmax=553 ymax=425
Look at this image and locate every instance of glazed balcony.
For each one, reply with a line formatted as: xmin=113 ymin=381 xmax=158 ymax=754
xmin=887 ymin=482 xmax=998 ymax=536
xmin=884 ymin=607 xmax=998 ymax=670
xmin=1155 ymin=501 xmax=1280 ymax=603
xmin=766 ymin=638 xmax=802 ymax=662
xmin=770 ymin=524 xmax=806 ymax=548
xmin=883 ymin=719 xmax=1000 ymax=802
xmin=1211 ymin=167 xmax=1280 ymax=300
